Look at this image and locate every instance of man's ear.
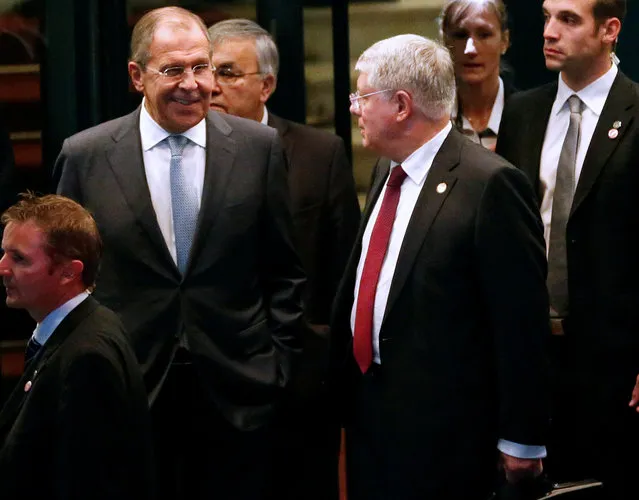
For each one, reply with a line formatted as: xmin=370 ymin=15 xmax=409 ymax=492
xmin=601 ymin=17 xmax=621 ymax=47
xmin=260 ymin=74 xmax=277 ymax=104
xmin=395 ymin=90 xmax=413 ymax=122
xmin=128 ymin=61 xmax=145 ymax=93
xmin=60 ymin=260 xmax=84 ymax=285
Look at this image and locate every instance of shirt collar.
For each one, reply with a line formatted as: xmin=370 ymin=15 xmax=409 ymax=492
xmin=33 ymin=292 xmax=90 ymax=346
xmin=553 ymin=63 xmax=618 ymax=117
xmin=139 ymin=98 xmax=207 ymax=151
xmin=260 ymin=106 xmax=269 ymax=126
xmin=451 ymin=77 xmax=505 ymax=134
xmin=390 ymin=121 xmax=453 ymax=186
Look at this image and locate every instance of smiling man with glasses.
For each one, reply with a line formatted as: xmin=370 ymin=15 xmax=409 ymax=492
xmin=54 ymin=7 xmax=306 ymax=500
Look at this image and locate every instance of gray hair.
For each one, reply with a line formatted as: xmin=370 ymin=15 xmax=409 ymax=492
xmin=355 ymin=34 xmax=456 ymax=120
xmin=208 ymin=19 xmax=279 ymax=77
xmin=130 ymin=7 xmax=211 ymax=68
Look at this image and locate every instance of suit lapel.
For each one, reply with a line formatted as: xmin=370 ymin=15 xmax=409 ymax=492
xmin=523 ymin=84 xmax=556 ymax=198
xmin=105 ymin=108 xmax=175 ymax=270
xmin=187 ymin=112 xmax=238 ymax=269
xmin=571 ymin=72 xmax=636 ymax=217
xmin=268 ymin=113 xmax=295 ymax=164
xmin=332 ymin=158 xmax=389 ymax=330
xmin=383 ymin=129 xmax=461 ymax=322
xmin=0 ymin=297 xmax=98 ymax=435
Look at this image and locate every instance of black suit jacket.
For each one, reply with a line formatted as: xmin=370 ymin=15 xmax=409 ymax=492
xmin=331 ymin=128 xmax=550 ymax=498
xmin=0 ymin=296 xmax=154 ymax=500
xmin=54 ymin=109 xmax=306 ymax=430
xmin=268 ymin=113 xmax=360 ymax=393
xmin=268 ymin=113 xmax=360 ymax=327
xmin=496 ymin=72 xmax=639 ymax=391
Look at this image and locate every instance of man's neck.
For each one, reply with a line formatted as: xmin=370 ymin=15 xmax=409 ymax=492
xmin=561 ymin=58 xmax=613 ymax=92
xmin=29 ymin=287 xmax=85 ymax=323
xmin=392 ymin=117 xmax=450 ymax=163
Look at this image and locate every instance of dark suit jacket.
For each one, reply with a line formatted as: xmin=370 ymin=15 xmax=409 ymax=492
xmin=268 ymin=113 xmax=360 ymax=328
xmin=54 ymin=109 xmax=306 ymax=431
xmin=0 ymin=296 xmax=154 ymax=500
xmin=496 ymin=72 xmax=639 ymax=394
xmin=331 ymin=128 xmax=550 ymax=498
xmin=269 ymin=113 xmax=360 ymax=392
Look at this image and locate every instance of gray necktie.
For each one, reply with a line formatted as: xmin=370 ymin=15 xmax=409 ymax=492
xmin=547 ymin=95 xmax=583 ymax=317
xmin=167 ymin=135 xmax=198 ymax=274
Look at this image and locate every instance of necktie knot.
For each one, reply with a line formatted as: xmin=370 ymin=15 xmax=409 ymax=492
xmin=387 ymin=165 xmax=407 ymax=187
xmin=25 ymin=335 xmax=42 ymax=366
xmin=167 ymin=135 xmax=188 ymax=157
xmin=568 ymin=95 xmax=583 ymax=115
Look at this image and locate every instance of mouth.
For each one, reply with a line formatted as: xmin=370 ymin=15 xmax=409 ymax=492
xmin=172 ymin=97 xmax=200 ymax=106
xmin=544 ymin=48 xmax=562 ymax=57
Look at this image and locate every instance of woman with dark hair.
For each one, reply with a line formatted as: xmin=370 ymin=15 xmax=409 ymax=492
xmin=440 ymin=0 xmax=512 ymax=151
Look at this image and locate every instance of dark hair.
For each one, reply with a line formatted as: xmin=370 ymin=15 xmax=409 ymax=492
xmin=1 ymin=193 xmax=102 ymax=289
xmin=593 ymin=0 xmax=626 ymax=23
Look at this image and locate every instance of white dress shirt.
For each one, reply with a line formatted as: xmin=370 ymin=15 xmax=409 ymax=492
xmin=350 ymin=121 xmax=545 ymax=459
xmin=451 ymin=77 xmax=505 ymax=150
xmin=539 ymin=64 xmax=617 ymax=252
xmin=139 ymin=100 xmax=207 ymax=264
xmin=33 ymin=292 xmax=90 ymax=346
xmin=350 ymin=122 xmax=452 ymax=363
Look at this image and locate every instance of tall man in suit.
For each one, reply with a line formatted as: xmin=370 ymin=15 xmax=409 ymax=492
xmin=54 ymin=7 xmax=305 ymax=500
xmin=496 ymin=1 xmax=639 ymax=497
xmin=330 ymin=34 xmax=549 ymax=500
xmin=0 ymin=193 xmax=154 ymax=500
xmin=207 ymin=18 xmax=361 ymax=500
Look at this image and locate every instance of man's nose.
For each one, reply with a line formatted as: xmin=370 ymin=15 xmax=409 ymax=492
xmin=178 ymin=70 xmax=198 ymax=90
xmin=544 ymin=18 xmax=558 ymax=40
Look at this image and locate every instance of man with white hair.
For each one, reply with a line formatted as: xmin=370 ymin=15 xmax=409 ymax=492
xmin=329 ymin=34 xmax=550 ymax=499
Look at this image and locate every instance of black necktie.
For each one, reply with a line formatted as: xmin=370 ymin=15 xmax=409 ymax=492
xmin=24 ymin=336 xmax=42 ymax=366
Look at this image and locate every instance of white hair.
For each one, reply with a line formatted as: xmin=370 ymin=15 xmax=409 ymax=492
xmin=355 ymin=34 xmax=456 ymax=120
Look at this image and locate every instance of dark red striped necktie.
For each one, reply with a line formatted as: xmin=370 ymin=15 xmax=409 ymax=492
xmin=353 ymin=165 xmax=407 ymax=373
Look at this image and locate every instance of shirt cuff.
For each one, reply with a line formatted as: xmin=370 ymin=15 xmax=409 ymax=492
xmin=497 ymin=439 xmax=547 ymax=459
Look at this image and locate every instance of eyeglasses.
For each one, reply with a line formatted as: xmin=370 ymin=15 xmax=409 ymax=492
xmin=145 ymin=63 xmax=213 ymax=80
xmin=349 ymin=89 xmax=392 ymax=112
xmin=212 ymin=66 xmax=264 ymax=86
xmin=145 ymin=62 xmax=266 ymax=85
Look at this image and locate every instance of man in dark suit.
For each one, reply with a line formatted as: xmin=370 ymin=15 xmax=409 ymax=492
xmin=330 ymin=34 xmax=549 ymax=500
xmin=54 ymin=7 xmax=305 ymax=500
xmin=207 ymin=18 xmax=361 ymax=500
xmin=0 ymin=193 xmax=154 ymax=500
xmin=496 ymin=1 xmax=639 ymax=497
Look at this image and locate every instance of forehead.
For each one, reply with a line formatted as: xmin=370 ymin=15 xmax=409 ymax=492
xmin=455 ymin=8 xmax=502 ymax=31
xmin=356 ymin=73 xmax=372 ymax=91
xmin=2 ymin=221 xmax=46 ymax=252
xmin=543 ymin=0 xmax=596 ymax=18
xmin=212 ymin=38 xmax=258 ymax=67
xmin=148 ymin=23 xmax=211 ymax=64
